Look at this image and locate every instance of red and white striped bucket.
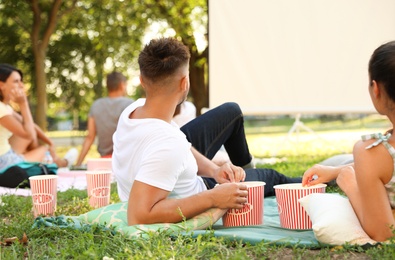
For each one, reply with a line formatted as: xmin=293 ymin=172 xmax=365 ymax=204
xmin=274 ymin=183 xmax=326 ymax=229
xmin=87 ymin=158 xmax=112 ymax=171
xmin=29 ymin=175 xmax=58 ymax=218
xmin=86 ymin=171 xmax=112 ymax=208
xmin=222 ymin=181 xmax=265 ymax=227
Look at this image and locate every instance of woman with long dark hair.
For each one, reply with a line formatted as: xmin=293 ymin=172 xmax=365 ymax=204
xmin=0 ymin=64 xmax=76 ymax=172
xmin=303 ymin=41 xmax=395 ymax=242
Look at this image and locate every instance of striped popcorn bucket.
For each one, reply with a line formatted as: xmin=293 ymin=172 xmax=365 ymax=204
xmin=274 ymin=183 xmax=326 ymax=229
xmin=87 ymin=158 xmax=112 ymax=171
xmin=86 ymin=171 xmax=112 ymax=208
xmin=222 ymin=181 xmax=265 ymax=227
xmin=29 ymin=175 xmax=58 ymax=218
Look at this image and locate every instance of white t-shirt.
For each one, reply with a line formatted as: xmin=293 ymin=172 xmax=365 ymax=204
xmin=113 ymin=98 xmax=207 ymax=202
xmin=0 ymin=102 xmax=13 ymax=155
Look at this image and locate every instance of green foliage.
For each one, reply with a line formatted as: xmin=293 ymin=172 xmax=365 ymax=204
xmin=0 ymin=0 xmax=209 ymax=128
xmin=46 ymin=0 xmax=149 ymax=120
xmin=0 ymin=1 xmax=33 ymax=87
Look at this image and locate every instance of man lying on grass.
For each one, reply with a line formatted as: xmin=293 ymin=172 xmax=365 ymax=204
xmin=112 ymin=37 xmax=301 ymax=225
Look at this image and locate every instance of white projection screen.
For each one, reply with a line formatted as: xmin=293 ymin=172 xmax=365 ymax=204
xmin=208 ymin=0 xmax=395 ymax=115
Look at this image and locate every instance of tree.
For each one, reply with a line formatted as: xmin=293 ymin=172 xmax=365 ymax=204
xmin=0 ymin=0 xmax=148 ymax=130
xmin=30 ymin=0 xmax=78 ymax=129
xmin=0 ymin=0 xmax=209 ymax=130
xmin=0 ymin=0 xmax=78 ymax=130
xmin=46 ymin=0 xmax=148 ymax=128
xmin=146 ymin=0 xmax=209 ymax=115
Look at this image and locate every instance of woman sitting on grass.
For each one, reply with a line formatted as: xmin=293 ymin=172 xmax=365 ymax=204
xmin=303 ymin=41 xmax=395 ymax=242
xmin=0 ymin=64 xmax=76 ymax=173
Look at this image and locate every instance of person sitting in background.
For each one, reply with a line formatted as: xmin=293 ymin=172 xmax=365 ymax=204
xmin=112 ymin=37 xmax=301 ymax=225
xmin=172 ymin=100 xmax=196 ymax=127
xmin=302 ymin=41 xmax=395 ymax=242
xmin=75 ymin=71 xmax=134 ymax=166
xmin=0 ymin=64 xmax=77 ymax=171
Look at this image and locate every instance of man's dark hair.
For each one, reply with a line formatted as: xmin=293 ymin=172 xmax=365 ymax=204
xmin=138 ymin=38 xmax=191 ymax=83
xmin=106 ymin=71 xmax=127 ymax=92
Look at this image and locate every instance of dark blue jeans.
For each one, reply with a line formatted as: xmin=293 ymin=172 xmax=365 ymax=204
xmin=180 ymin=102 xmax=301 ymax=197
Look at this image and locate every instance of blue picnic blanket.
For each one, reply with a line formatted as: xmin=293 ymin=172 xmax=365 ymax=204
xmin=33 ymin=196 xmax=323 ymax=248
xmin=191 ymin=196 xmax=321 ymax=247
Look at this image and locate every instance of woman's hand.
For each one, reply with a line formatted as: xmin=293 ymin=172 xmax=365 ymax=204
xmin=213 ymin=163 xmax=246 ymax=184
xmin=9 ymin=86 xmax=27 ymax=104
xmin=302 ymin=164 xmax=340 ymax=186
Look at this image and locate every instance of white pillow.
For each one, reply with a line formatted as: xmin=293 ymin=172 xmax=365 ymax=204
xmin=298 ymin=193 xmax=376 ymax=245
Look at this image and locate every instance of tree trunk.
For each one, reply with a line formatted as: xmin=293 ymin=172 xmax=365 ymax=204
xmin=33 ymin=48 xmax=48 ymax=129
xmin=28 ymin=0 xmax=75 ymax=130
xmin=189 ymin=55 xmax=208 ymax=115
xmin=189 ymin=46 xmax=208 ymax=116
xmin=95 ymin=66 xmax=104 ymax=99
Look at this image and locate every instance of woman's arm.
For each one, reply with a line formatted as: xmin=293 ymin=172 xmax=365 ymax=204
xmin=33 ymin=124 xmax=53 ymax=146
xmin=341 ymin=140 xmax=395 ymax=241
xmin=0 ymin=89 xmax=35 ymax=140
xmin=12 ymin=107 xmax=54 ymax=147
xmin=302 ymin=163 xmax=354 ymax=186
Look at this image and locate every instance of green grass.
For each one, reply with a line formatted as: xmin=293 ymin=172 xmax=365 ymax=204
xmin=1 ymin=114 xmax=394 ymax=259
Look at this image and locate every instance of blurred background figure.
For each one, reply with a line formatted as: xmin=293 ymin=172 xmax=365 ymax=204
xmin=173 ymin=101 xmax=196 ymax=127
xmin=75 ymin=71 xmax=134 ymax=166
xmin=0 ymin=64 xmax=77 ymax=171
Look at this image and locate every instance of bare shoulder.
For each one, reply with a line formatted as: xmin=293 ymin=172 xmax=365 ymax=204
xmin=353 ymin=138 xmax=388 ymax=156
xmin=353 ymin=138 xmax=393 ymax=183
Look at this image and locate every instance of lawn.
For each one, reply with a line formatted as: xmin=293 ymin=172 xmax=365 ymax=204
xmin=1 ymin=114 xmax=394 ymax=259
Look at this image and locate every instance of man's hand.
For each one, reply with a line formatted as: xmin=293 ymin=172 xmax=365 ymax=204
xmin=210 ymin=182 xmax=248 ymax=209
xmin=128 ymin=180 xmax=248 ymax=225
xmin=213 ymin=163 xmax=246 ymax=183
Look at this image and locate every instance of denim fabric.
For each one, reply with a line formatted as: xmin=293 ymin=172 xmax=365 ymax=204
xmin=180 ymin=102 xmax=302 ymax=197
xmin=0 ymin=149 xmax=24 ymax=172
xmin=244 ymin=168 xmax=301 ymax=197
xmin=180 ymin=102 xmax=251 ymax=166
xmin=202 ymin=168 xmax=301 ymax=197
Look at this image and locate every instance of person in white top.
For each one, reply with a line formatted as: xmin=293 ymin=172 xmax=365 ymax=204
xmin=115 ymin=98 xmax=207 ymax=201
xmin=172 ymin=100 xmax=196 ymax=127
xmin=302 ymin=41 xmax=395 ymax=242
xmin=0 ymin=64 xmax=76 ymax=172
xmin=113 ymin=38 xmax=301 ymax=225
